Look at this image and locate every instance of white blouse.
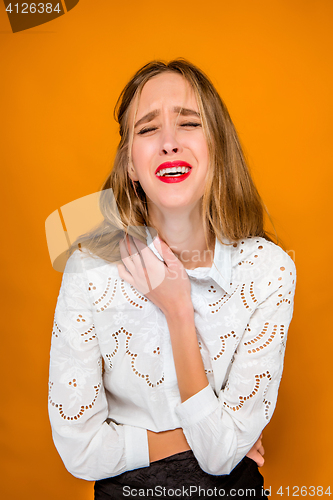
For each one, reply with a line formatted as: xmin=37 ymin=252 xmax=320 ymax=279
xmin=48 ymin=230 xmax=296 ymax=481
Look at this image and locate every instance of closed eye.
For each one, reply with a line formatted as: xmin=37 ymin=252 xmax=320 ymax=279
xmin=137 ymin=126 xmax=157 ymax=135
xmin=180 ymin=122 xmax=201 ymax=128
xmin=137 ymin=122 xmax=201 ymax=135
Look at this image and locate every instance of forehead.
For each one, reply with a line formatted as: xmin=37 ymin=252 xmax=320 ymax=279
xmin=133 ymin=72 xmax=198 ymax=119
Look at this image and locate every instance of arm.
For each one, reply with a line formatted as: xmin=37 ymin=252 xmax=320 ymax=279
xmin=165 ymin=308 xmax=270 ymax=470
xmin=119 ymin=236 xmax=295 ymax=474
xmin=164 ymin=304 xmax=269 ymax=473
xmin=164 ymin=305 xmax=209 ymax=402
xmin=173 ymin=254 xmax=296 ymax=474
xmin=48 ymin=250 xmax=149 ymax=481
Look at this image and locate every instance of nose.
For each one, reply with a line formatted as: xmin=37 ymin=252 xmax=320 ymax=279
xmin=159 ymin=125 xmax=183 ymax=156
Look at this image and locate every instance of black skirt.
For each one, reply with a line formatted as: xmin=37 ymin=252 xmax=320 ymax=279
xmin=94 ymin=450 xmax=268 ymax=499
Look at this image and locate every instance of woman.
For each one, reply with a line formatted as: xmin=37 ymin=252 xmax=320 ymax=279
xmin=48 ymin=60 xmax=296 ymax=499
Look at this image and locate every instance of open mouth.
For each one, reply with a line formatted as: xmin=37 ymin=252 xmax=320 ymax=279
xmin=155 ymin=162 xmax=192 ymax=183
xmin=156 ymin=166 xmax=191 ymax=178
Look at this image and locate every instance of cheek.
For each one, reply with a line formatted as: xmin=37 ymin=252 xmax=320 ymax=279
xmin=131 ymin=142 xmax=143 ymax=169
xmin=192 ymin=136 xmax=209 ymax=169
xmin=202 ymin=141 xmax=209 ymax=164
xmin=131 ymin=141 xmax=154 ymax=173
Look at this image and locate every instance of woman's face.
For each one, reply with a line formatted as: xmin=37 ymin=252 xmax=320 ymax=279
xmin=129 ymin=72 xmax=209 ymax=214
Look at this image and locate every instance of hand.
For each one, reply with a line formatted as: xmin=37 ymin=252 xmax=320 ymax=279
xmin=117 ymin=235 xmax=192 ymax=317
xmin=246 ymin=433 xmax=265 ymax=467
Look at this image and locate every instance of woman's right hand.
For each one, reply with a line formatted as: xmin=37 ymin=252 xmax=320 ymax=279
xmin=118 ymin=235 xmax=192 ymax=318
xmin=246 ymin=434 xmax=265 ymax=467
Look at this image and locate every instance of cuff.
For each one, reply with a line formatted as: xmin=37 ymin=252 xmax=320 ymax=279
xmin=123 ymin=425 xmax=150 ymax=472
xmin=175 ymin=384 xmax=220 ymax=427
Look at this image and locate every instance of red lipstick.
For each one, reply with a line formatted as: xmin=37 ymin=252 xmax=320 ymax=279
xmin=155 ymin=161 xmax=192 ymax=184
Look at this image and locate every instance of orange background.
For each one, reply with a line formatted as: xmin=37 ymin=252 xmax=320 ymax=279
xmin=1 ymin=1 xmax=332 ymax=498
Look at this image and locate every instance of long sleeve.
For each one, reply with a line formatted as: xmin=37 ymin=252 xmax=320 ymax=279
xmin=48 ymin=250 xmax=149 ymax=481
xmin=175 ymin=250 xmax=296 ymax=475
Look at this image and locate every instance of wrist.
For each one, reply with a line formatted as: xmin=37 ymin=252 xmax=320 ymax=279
xmin=164 ymin=304 xmax=194 ymax=324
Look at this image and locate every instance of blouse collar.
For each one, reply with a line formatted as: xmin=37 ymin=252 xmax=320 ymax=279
xmin=145 ymin=227 xmax=232 ymax=295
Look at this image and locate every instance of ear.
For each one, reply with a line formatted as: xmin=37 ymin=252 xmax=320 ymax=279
xmin=128 ymin=160 xmax=139 ymax=182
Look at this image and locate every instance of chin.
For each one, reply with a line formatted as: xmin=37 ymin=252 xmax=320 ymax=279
xmin=160 ymin=198 xmax=200 ymax=211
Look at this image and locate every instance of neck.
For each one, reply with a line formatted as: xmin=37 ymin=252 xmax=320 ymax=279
xmin=148 ymin=203 xmax=215 ymax=269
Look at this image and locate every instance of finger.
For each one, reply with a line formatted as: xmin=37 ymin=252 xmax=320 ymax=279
xmin=121 ymin=235 xmax=140 ymax=261
xmin=132 ymin=236 xmax=167 ymax=291
xmin=246 ymin=450 xmax=265 ymax=468
xmin=119 ymin=239 xmax=136 ymax=274
xmin=117 ymin=263 xmax=135 ymax=285
xmin=131 ymin=236 xmax=163 ymax=269
xmin=126 ymin=235 xmax=149 ymax=274
xmin=258 ymin=444 xmax=265 ymax=456
xmin=131 ymin=237 xmax=154 ymax=292
xmin=127 ymin=237 xmax=153 ymax=294
xmin=121 ymin=237 xmax=152 ymax=294
xmin=131 ymin=236 xmax=150 ymax=269
xmin=256 ymin=455 xmax=265 ymax=467
xmin=118 ymin=261 xmax=150 ymax=294
xmin=153 ymin=237 xmax=180 ymax=268
xmin=120 ymin=236 xmax=144 ymax=276
xmin=254 ymin=451 xmax=265 ymax=467
xmin=124 ymin=233 xmax=138 ymax=256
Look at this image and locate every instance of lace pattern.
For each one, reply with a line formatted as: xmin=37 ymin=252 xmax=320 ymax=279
xmin=48 ymin=236 xmax=296 ymax=479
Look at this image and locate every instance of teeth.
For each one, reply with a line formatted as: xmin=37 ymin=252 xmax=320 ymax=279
xmin=156 ymin=167 xmax=190 ymax=177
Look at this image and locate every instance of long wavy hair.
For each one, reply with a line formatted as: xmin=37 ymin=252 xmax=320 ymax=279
xmin=73 ymin=59 xmax=273 ymax=263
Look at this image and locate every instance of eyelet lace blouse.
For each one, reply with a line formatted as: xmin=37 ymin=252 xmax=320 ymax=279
xmin=48 ymin=231 xmax=296 ymax=481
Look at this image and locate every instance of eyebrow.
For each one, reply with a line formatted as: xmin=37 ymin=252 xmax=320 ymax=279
xmin=134 ymin=107 xmax=201 ymax=128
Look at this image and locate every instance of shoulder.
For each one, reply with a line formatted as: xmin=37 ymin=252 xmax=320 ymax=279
xmin=230 ymin=236 xmax=296 ymax=293
xmin=59 ymin=249 xmax=120 ymax=304
xmin=62 ymin=249 xmax=120 ymax=288
xmin=64 ymin=248 xmax=118 ymax=273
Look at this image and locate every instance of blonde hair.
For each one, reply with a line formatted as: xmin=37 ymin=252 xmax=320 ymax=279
xmin=73 ymin=59 xmax=273 ymax=262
